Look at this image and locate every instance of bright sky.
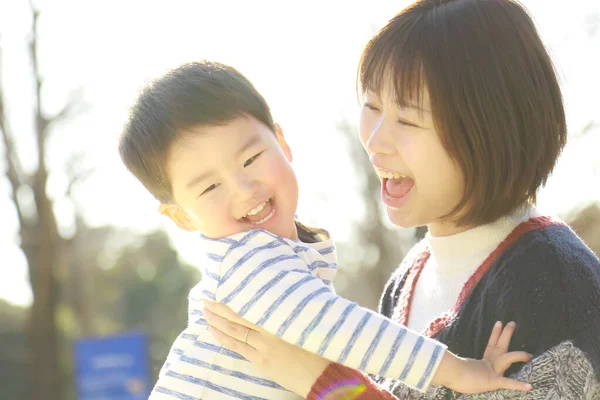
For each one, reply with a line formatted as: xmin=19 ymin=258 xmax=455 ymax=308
xmin=1 ymin=0 xmax=598 ymax=306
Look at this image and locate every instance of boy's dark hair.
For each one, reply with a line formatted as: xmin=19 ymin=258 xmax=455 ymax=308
xmin=119 ymin=61 xmax=275 ymax=203
xmin=359 ymin=0 xmax=567 ymax=226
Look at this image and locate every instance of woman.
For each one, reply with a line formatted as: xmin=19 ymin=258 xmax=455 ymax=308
xmin=203 ymin=0 xmax=600 ymax=398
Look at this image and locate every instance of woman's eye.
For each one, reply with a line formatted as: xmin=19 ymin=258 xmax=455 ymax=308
xmin=364 ymin=102 xmax=380 ymax=112
xmin=200 ymin=183 xmax=219 ymax=196
xmin=397 ymin=119 xmax=418 ymax=128
xmin=244 ymin=152 xmax=263 ymax=167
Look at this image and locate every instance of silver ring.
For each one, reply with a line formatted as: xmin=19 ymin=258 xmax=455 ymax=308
xmin=243 ymin=329 xmax=250 ymax=344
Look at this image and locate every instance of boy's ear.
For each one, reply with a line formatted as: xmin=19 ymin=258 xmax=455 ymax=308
xmin=274 ymin=123 xmax=293 ymax=162
xmin=158 ymin=203 xmax=197 ymax=232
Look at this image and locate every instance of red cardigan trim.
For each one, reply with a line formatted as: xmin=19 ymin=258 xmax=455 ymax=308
xmin=397 ymin=216 xmax=563 ymax=338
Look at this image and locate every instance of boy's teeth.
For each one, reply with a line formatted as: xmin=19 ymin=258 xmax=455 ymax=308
xmin=247 ymin=208 xmax=275 ymax=225
xmin=375 ymin=168 xmax=405 ymax=180
xmin=245 ymin=201 xmax=267 ymax=216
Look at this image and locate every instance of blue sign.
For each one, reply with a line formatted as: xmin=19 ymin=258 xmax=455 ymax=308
xmin=74 ymin=332 xmax=151 ymax=400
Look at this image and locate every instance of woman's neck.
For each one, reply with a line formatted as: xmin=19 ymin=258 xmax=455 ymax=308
xmin=426 ymin=220 xmax=473 ymax=237
xmin=426 ymin=205 xmax=538 ymax=237
xmin=425 ymin=206 xmax=541 ymax=264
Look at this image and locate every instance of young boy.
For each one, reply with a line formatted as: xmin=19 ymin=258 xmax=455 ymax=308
xmin=119 ymin=61 xmax=531 ymax=399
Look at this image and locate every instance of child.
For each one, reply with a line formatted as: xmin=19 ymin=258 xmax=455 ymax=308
xmin=119 ymin=61 xmax=531 ymax=399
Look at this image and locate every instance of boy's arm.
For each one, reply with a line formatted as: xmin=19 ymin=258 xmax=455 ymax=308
xmin=214 ymin=231 xmax=446 ymax=391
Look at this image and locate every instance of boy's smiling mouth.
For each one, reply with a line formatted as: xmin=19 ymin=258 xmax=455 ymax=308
xmin=242 ymin=198 xmax=276 ymax=225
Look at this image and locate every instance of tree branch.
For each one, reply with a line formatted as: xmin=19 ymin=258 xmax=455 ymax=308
xmin=28 ymin=0 xmax=49 ymax=174
xmin=0 ymin=48 xmax=29 ymax=231
xmin=580 ymin=121 xmax=598 ymax=136
xmin=49 ymin=87 xmax=90 ymax=127
xmin=64 ymin=152 xmax=95 ymax=199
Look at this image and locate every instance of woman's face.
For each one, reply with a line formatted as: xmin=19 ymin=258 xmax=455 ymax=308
xmin=358 ymin=85 xmax=468 ymax=237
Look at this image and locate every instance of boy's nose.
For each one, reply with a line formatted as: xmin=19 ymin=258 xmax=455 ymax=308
xmin=233 ymin=175 xmax=260 ymax=202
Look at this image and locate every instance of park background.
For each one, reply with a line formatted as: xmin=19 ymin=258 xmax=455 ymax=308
xmin=1 ymin=0 xmax=599 ymax=398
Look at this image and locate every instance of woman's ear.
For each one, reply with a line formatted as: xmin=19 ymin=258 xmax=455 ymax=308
xmin=274 ymin=123 xmax=293 ymax=162
xmin=158 ymin=203 xmax=197 ymax=232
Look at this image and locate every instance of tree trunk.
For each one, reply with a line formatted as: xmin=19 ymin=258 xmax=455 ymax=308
xmin=24 ymin=171 xmax=63 ymax=400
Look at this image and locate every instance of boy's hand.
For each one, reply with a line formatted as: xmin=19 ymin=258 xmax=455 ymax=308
xmin=483 ymin=321 xmax=530 ymax=375
xmin=435 ymin=321 xmax=533 ymax=393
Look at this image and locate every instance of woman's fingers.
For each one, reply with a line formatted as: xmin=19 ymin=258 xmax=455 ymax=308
xmin=204 ymin=308 xmax=262 ymax=362
xmin=203 ymin=308 xmax=258 ymax=348
xmin=496 ymin=376 xmax=532 ymax=392
xmin=208 ymin=325 xmax=260 ymax=362
xmin=493 ymin=351 xmax=533 ymax=375
xmin=203 ymin=300 xmax=256 ymax=329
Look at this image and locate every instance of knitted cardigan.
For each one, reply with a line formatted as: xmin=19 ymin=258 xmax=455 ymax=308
xmin=376 ymin=342 xmax=600 ymax=399
xmin=308 ymin=217 xmax=600 ymax=399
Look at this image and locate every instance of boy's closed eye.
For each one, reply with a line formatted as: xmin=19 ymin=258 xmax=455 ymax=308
xmin=198 ymin=151 xmax=265 ymax=197
xmin=243 ymin=151 xmax=264 ymax=167
xmin=200 ymin=183 xmax=220 ymax=196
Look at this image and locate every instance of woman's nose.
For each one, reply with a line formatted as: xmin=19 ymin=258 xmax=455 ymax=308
xmin=365 ymin=118 xmax=396 ymax=155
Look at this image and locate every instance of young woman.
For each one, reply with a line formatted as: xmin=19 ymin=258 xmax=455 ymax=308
xmin=202 ymin=0 xmax=600 ymax=398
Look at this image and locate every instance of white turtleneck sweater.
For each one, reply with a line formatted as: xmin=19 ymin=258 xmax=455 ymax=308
xmin=407 ymin=207 xmax=540 ymax=333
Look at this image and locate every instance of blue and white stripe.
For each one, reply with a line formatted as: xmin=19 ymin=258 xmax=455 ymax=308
xmin=150 ymin=229 xmax=445 ymax=399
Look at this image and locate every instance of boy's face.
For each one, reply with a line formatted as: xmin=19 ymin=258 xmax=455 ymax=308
xmin=161 ymin=116 xmax=299 ymax=240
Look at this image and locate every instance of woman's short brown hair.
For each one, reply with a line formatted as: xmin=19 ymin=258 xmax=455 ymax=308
xmin=359 ymin=0 xmax=567 ymax=226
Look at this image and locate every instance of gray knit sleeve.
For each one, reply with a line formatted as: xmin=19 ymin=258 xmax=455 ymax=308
xmin=377 ymin=342 xmax=599 ymax=399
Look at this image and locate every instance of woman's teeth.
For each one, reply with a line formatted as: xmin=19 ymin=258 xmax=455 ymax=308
xmin=375 ymin=168 xmax=405 ymax=180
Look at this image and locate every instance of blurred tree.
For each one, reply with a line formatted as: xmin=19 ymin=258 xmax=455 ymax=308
xmin=0 ymin=3 xmax=89 ymax=399
xmin=566 ymin=203 xmax=600 ymax=256
xmin=38 ymin=223 xmax=201 ymax=399
xmin=0 ymin=300 xmax=29 ymax=399
xmin=60 ymin=224 xmax=200 ymax=382
xmin=88 ymin=229 xmax=200 ymax=378
xmin=334 ymin=120 xmax=410 ymax=310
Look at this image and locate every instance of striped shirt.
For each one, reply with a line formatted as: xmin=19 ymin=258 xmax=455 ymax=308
xmin=150 ymin=229 xmax=446 ymax=399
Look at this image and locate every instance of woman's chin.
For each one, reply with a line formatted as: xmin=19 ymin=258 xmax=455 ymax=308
xmin=386 ymin=208 xmax=420 ymax=229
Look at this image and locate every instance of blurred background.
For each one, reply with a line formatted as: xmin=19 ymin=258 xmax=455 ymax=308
xmin=0 ymin=0 xmax=598 ymax=399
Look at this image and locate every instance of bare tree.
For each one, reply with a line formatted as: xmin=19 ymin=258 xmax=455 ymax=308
xmin=334 ymin=120 xmax=408 ymax=310
xmin=566 ymin=204 xmax=600 ymax=256
xmin=0 ymin=3 xmax=88 ymax=400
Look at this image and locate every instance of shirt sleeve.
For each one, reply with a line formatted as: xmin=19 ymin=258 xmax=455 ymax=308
xmin=308 ymin=363 xmax=398 ymax=400
xmin=309 ymin=342 xmax=600 ymax=400
xmin=215 ymin=230 xmax=447 ymax=391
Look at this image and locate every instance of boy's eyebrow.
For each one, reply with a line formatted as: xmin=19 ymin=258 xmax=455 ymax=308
xmin=235 ymin=133 xmax=262 ymax=157
xmin=186 ymin=170 xmax=213 ymax=189
xmin=185 ymin=133 xmax=263 ymax=189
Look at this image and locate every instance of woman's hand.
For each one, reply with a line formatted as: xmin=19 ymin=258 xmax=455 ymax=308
xmin=202 ymin=300 xmax=331 ymax=398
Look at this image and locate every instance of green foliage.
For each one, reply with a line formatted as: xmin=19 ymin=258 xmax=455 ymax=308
xmin=80 ymin=229 xmax=201 ymax=378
